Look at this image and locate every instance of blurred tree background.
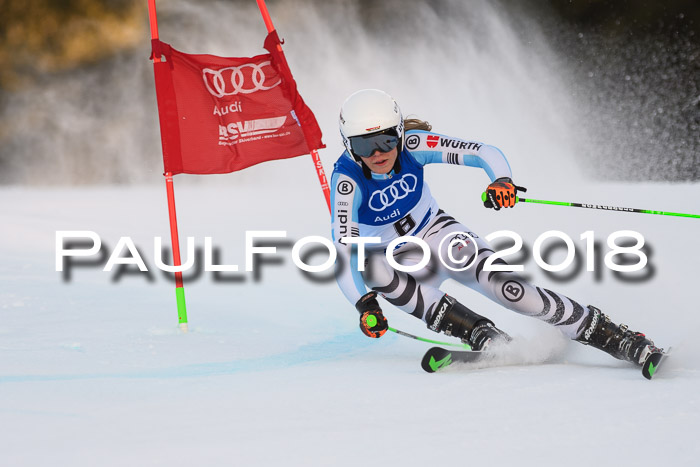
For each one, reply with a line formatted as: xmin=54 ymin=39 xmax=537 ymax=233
xmin=544 ymin=0 xmax=699 ymax=35
xmin=0 ymin=0 xmax=145 ymax=90
xmin=531 ymin=0 xmax=699 ymax=180
xmin=1 ymin=0 xmax=696 ymax=91
xmin=0 ymin=0 xmax=697 ymax=182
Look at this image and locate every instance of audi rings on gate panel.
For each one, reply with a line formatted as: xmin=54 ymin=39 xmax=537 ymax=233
xmin=202 ymin=61 xmax=282 ymax=97
xmin=368 ymin=174 xmax=418 ymax=212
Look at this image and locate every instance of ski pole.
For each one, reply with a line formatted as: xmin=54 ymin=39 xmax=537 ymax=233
xmin=388 ymin=326 xmax=471 ymax=349
xmin=480 ymin=192 xmax=700 ymax=218
xmin=516 ymin=197 xmax=700 ymax=218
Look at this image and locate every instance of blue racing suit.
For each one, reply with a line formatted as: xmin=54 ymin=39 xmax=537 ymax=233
xmin=330 ymin=129 xmax=590 ymax=339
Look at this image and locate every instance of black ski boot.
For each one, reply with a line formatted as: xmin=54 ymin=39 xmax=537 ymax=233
xmin=426 ymin=295 xmax=511 ymax=351
xmin=576 ymin=305 xmax=662 ymax=366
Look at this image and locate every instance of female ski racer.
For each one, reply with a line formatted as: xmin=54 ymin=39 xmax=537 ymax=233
xmin=330 ymin=88 xmax=661 ymax=367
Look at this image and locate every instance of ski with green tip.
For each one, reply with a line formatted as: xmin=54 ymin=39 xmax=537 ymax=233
xmin=420 ymin=346 xmax=486 ymax=373
xmin=422 ymin=345 xmax=671 ymax=379
xmin=642 ymin=347 xmax=671 ymax=380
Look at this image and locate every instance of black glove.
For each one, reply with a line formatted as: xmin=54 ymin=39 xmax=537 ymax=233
xmin=355 ymin=291 xmax=388 ymax=338
xmin=483 ymin=177 xmax=527 ymax=210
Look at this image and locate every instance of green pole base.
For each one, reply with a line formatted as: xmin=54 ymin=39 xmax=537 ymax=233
xmin=175 ymin=286 xmax=188 ymax=331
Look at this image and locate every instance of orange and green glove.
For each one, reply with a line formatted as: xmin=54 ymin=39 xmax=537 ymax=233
xmin=483 ymin=177 xmax=527 ymax=210
xmin=355 ymin=291 xmax=388 ymax=338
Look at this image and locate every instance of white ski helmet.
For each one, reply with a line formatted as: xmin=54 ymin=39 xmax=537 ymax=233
xmin=339 ymin=89 xmax=404 ymax=167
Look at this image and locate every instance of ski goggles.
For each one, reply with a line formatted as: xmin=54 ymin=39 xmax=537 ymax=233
xmin=349 ymin=128 xmax=399 ymax=158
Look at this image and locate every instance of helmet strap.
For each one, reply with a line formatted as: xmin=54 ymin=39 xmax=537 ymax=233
xmin=391 ymin=135 xmax=403 ymax=174
xmin=361 ymin=160 xmax=373 ymax=179
xmin=392 ymin=149 xmax=402 ymax=174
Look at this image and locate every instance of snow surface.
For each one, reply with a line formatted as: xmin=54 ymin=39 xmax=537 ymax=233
xmin=2 ymin=0 xmax=699 ymax=465
xmin=2 ymin=181 xmax=699 ymax=466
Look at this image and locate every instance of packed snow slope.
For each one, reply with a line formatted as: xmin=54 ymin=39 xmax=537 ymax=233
xmin=2 ymin=0 xmax=699 ymax=465
xmin=1 ymin=182 xmax=699 ymax=466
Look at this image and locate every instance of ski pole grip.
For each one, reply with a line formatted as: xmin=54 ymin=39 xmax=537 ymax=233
xmin=481 ymin=191 xmax=494 ymax=209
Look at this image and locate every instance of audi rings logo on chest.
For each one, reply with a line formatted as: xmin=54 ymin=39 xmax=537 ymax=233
xmin=202 ymin=61 xmax=281 ymax=97
xmin=368 ymin=174 xmax=418 ymax=212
